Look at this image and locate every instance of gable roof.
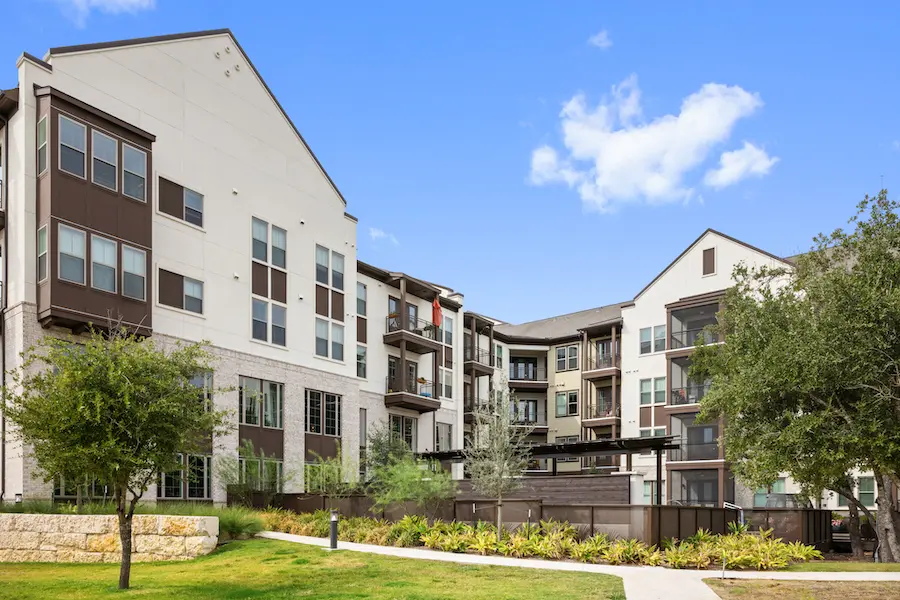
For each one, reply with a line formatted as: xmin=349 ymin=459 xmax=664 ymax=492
xmin=46 ymin=29 xmax=348 ymax=206
xmin=632 ymin=228 xmax=792 ymax=301
xmin=494 ymin=301 xmax=629 ymax=343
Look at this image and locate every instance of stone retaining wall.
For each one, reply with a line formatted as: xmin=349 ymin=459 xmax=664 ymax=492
xmin=0 ymin=514 xmax=219 ymax=563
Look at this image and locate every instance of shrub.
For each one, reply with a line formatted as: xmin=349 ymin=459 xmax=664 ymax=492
xmin=388 ymin=515 xmax=429 ymax=547
xmin=727 ymin=521 xmax=750 ymax=535
xmin=217 ymin=507 xmax=264 ymax=540
xmin=469 ymin=530 xmax=498 ymax=555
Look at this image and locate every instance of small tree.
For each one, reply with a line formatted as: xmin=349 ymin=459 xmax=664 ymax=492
xmin=464 ymin=388 xmax=534 ymax=540
xmin=4 ymin=328 xmax=231 ymax=589
xmin=215 ymin=439 xmax=299 ymax=508
xmin=364 ymin=419 xmax=413 ymax=483
xmin=370 ymin=456 xmax=456 ymax=519
xmin=304 ymin=445 xmax=357 ymax=502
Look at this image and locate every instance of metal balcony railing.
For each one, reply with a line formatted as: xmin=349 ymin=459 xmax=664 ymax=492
xmin=385 ymin=376 xmax=435 ymax=398
xmin=464 ymin=347 xmax=493 ymax=366
xmin=385 ymin=315 xmax=440 ymax=341
xmin=667 ymin=441 xmax=719 ymax=462
xmin=670 ymin=383 xmax=711 ymax=406
xmin=670 ymin=328 xmax=718 ymax=349
xmin=464 ymin=395 xmax=489 ymax=412
xmin=585 ymin=400 xmax=617 ymax=419
xmin=508 ymin=363 xmax=547 ymax=381
xmin=585 ymin=353 xmax=620 ymax=371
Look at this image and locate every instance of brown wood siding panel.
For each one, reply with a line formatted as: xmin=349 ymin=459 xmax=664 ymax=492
xmin=305 ymin=434 xmax=338 ymax=461
xmin=357 ymin=317 xmax=367 ymax=344
xmin=444 ymin=347 xmax=453 ymax=368
xmin=702 ymin=248 xmax=715 ymax=275
xmin=331 ymin=290 xmax=344 ymax=322
xmin=640 ymin=406 xmax=651 ymax=428
xmin=654 ymin=406 xmax=667 ymax=430
xmin=239 ymin=425 xmax=284 ymax=460
xmin=251 ymin=262 xmax=268 ymax=298
xmin=158 ymin=177 xmax=183 ymax=221
xmin=158 ymin=269 xmax=184 ymax=309
xmin=271 ymin=269 xmax=287 ymax=304
xmin=315 ymin=285 xmax=329 ymax=317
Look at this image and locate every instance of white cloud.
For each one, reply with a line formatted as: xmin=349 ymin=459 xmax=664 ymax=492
xmin=369 ymin=227 xmax=399 ymax=246
xmin=57 ymin=0 xmax=156 ymax=26
xmin=703 ymin=142 xmax=779 ymax=189
xmin=588 ymin=30 xmax=613 ymax=50
xmin=529 ymin=75 xmax=770 ymax=212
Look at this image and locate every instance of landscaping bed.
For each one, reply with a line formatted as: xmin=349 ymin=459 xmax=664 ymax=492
xmin=707 ymin=580 xmax=900 ymax=600
xmin=261 ymin=509 xmax=824 ymax=570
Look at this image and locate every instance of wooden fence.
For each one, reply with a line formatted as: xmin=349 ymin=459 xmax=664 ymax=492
xmin=743 ymin=508 xmax=832 ymax=550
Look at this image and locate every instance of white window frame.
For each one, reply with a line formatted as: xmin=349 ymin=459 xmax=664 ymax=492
xmin=252 ymin=217 xmax=269 ymax=263
xmin=639 ymin=378 xmax=652 ymax=405
xmin=271 ymin=225 xmax=287 ymax=269
xmin=654 ymin=377 xmax=666 ymax=405
xmin=183 ymin=277 xmax=204 ymax=314
xmin=239 ymin=376 xmax=261 ymax=426
xmin=186 ymin=455 xmax=213 ymax=500
xmin=315 ymin=318 xmax=329 ymax=357
xmin=91 ymin=129 xmax=118 ymax=192
xmin=58 ymin=224 xmax=86 ymax=285
xmin=440 ymin=366 xmax=453 ymax=399
xmin=653 ymin=325 xmax=667 ymax=353
xmin=357 ymin=282 xmax=367 ymax=316
xmin=356 ymin=344 xmax=367 ymax=378
xmin=121 ymin=245 xmax=146 ymax=301
xmin=183 ymin=188 xmax=204 ymax=228
xmin=262 ymin=380 xmax=284 ymax=430
xmin=37 ymin=116 xmax=48 ymax=175
xmin=37 ymin=226 xmax=48 ymax=282
xmin=157 ymin=455 xmax=184 ymax=499
xmin=90 ymin=234 xmax=117 ymax=293
xmin=58 ymin=114 xmax=86 ymax=179
xmin=122 ymin=143 xmax=147 ymax=202
xmin=567 ymin=344 xmax=578 ymax=370
xmin=253 ymin=298 xmax=269 ymax=342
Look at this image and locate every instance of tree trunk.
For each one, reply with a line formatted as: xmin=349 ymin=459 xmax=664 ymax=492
xmin=847 ymin=501 xmax=865 ymax=559
xmin=76 ymin=483 xmax=83 ymax=515
xmin=875 ymin=473 xmax=900 ymax=562
xmin=116 ymin=490 xmax=135 ymax=589
xmin=496 ymin=494 xmax=503 ymax=543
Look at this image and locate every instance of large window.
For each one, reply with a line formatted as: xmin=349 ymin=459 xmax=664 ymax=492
xmin=91 ymin=130 xmax=117 ymax=191
xmin=37 ymin=226 xmax=48 ymax=282
xmin=262 ymin=380 xmax=283 ymax=429
xmin=58 ymin=224 xmax=86 ymax=284
xmin=753 ymin=478 xmax=785 ymax=507
xmin=187 ymin=455 xmax=212 ymax=499
xmin=37 ymin=117 xmax=48 ymax=175
xmin=555 ymin=390 xmax=578 ymax=417
xmin=240 ymin=377 xmax=283 ymax=429
xmin=305 ymin=389 xmax=341 ymax=436
xmin=314 ymin=245 xmax=345 ymax=360
xmin=90 ymin=235 xmax=117 ymax=293
xmin=59 ymin=115 xmax=86 ymax=178
xmin=239 ymin=376 xmax=261 ymax=425
xmin=122 ymin=144 xmax=146 ymax=201
xmin=556 ymin=344 xmax=579 ymax=371
xmin=435 ymin=422 xmax=452 ymax=452
xmin=122 ymin=246 xmax=146 ymax=300
xmin=391 ymin=414 xmax=417 ymax=449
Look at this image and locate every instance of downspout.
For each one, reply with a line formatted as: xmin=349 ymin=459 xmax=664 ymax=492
xmin=0 ymin=104 xmax=9 ymax=502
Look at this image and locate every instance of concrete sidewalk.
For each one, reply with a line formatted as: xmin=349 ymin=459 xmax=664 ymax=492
xmin=258 ymin=531 xmax=900 ymax=600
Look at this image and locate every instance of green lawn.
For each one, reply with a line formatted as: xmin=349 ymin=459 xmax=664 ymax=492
xmin=0 ymin=539 xmax=625 ymax=600
xmin=786 ymin=561 xmax=900 ymax=572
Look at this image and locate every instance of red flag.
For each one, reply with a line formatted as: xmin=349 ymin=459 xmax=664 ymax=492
xmin=432 ymin=296 xmax=442 ymax=328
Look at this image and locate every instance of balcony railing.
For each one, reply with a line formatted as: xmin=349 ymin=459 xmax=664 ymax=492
xmin=385 ymin=315 xmax=440 ymax=341
xmin=385 ymin=376 xmax=435 ymax=398
xmin=670 ymin=383 xmax=711 ymax=406
xmin=464 ymin=347 xmax=493 ymax=366
xmin=464 ymin=395 xmax=489 ymax=412
xmin=667 ymin=441 xmax=719 ymax=462
xmin=508 ymin=364 xmax=548 ymax=381
xmin=512 ymin=414 xmax=548 ymax=427
xmin=670 ymin=328 xmax=718 ymax=349
xmin=585 ymin=353 xmax=620 ymax=371
xmin=585 ymin=399 xmax=618 ymax=419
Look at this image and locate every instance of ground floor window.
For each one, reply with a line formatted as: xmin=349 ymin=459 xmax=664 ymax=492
xmin=643 ymin=480 xmax=665 ymax=504
xmin=158 ymin=456 xmax=184 ymax=499
xmin=753 ymin=477 xmax=785 ymax=507
xmin=239 ymin=457 xmax=283 ymax=492
xmin=671 ymin=469 xmax=719 ymax=507
xmin=187 ymin=455 xmax=213 ymax=499
xmin=391 ymin=414 xmax=417 ymax=449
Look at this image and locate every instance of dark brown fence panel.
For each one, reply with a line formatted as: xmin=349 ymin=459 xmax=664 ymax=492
xmin=454 ymin=500 xmax=541 ymax=531
xmin=744 ymin=509 xmax=832 ymax=550
xmin=456 ymin=475 xmax=629 ymax=504
xmin=650 ymin=506 xmax=738 ymax=545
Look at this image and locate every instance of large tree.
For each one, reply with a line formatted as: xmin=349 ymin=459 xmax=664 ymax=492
xmin=5 ymin=328 xmax=231 ymax=587
xmin=693 ymin=191 xmax=900 ymax=560
xmin=464 ymin=388 xmax=534 ymax=540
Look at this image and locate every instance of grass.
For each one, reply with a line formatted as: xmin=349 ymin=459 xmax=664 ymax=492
xmin=0 ymin=538 xmax=626 ymax=600
xmin=785 ymin=561 xmax=900 ymax=572
xmin=707 ymin=580 xmax=900 ymax=599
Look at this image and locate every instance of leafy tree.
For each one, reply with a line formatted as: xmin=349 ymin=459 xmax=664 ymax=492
xmin=369 ymin=455 xmax=456 ymax=518
xmin=463 ymin=388 xmax=533 ymax=541
xmin=692 ymin=191 xmax=900 ymax=561
xmin=363 ymin=419 xmax=413 ymax=482
xmin=4 ymin=328 xmax=231 ymax=588
xmin=214 ymin=439 xmax=299 ymax=508
xmin=304 ymin=445 xmax=358 ymax=501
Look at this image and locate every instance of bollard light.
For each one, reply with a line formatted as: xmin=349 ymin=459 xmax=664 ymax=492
xmin=329 ymin=509 xmax=339 ymax=550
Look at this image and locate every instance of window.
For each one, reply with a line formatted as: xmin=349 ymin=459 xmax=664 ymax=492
xmin=331 ymin=323 xmax=344 ymax=361
xmin=262 ymin=381 xmax=284 ymax=429
xmin=702 ymin=247 xmax=716 ymax=276
xmin=556 ymin=436 xmax=579 ymax=462
xmin=122 ymin=144 xmax=146 ymax=201
xmin=357 ymin=282 xmax=367 ymax=315
xmin=435 ymin=422 xmax=452 ymax=452
xmin=754 ymin=478 xmax=785 ymax=507
xmin=391 ymin=414 xmax=417 ymax=449
xmin=332 ymin=252 xmax=344 ymax=291
xmin=357 ymin=345 xmax=367 ymax=378
xmin=306 ymin=390 xmax=341 ymax=436
xmin=239 ymin=376 xmax=261 ymax=425
xmin=157 ymin=462 xmax=183 ymax=499
xmin=262 ymin=460 xmax=283 ymax=492
xmin=315 ymin=245 xmax=329 ymax=284
xmin=37 ymin=117 xmax=47 ymax=175
xmin=58 ymin=224 xmax=86 ymax=284
xmin=252 ymin=218 xmax=268 ymax=261
xmin=184 ymin=277 xmax=203 ymax=314
xmin=654 ymin=377 xmax=666 ymax=404
xmin=639 ymin=328 xmax=652 ymax=354
xmin=569 ymin=345 xmax=578 ymax=369
xmin=187 ymin=455 xmax=212 ymax=499
xmin=37 ymin=226 xmax=48 ymax=282
xmin=837 ymin=493 xmax=849 ymax=508
xmin=189 ymin=372 xmax=213 ymax=412
xmin=640 ymin=427 xmax=667 ymax=438
xmin=59 ymin=115 xmax=86 ymax=177
xmin=122 ymin=246 xmax=146 ymax=301
xmin=555 ymin=390 xmax=578 ymax=417
xmin=556 ymin=347 xmax=566 ymax=371
xmin=640 ymin=379 xmax=652 ymax=405
xmin=859 ymin=476 xmax=876 ymax=507
xmin=271 ymin=226 xmax=286 ymax=268
xmin=443 ymin=315 xmax=453 ymax=345
xmin=654 ymin=325 xmax=666 ymax=352
xmin=315 ymin=318 xmax=328 ymax=357
xmin=271 ymin=304 xmax=286 ymax=346
xmin=90 ymin=235 xmax=117 ymax=293
xmin=441 ymin=367 xmax=453 ymax=399
xmin=252 ymin=299 xmax=268 ymax=341
xmin=643 ymin=481 xmax=664 ymax=504
xmin=91 ymin=130 xmax=117 ymax=191
xmin=495 ymin=344 xmax=503 ymax=369
xmin=184 ymin=188 xmax=203 ymax=227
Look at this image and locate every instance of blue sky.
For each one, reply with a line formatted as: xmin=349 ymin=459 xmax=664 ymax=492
xmin=4 ymin=2 xmax=899 ymax=323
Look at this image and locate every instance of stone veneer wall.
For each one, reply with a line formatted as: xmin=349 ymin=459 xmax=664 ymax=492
xmin=0 ymin=514 xmax=218 ymax=563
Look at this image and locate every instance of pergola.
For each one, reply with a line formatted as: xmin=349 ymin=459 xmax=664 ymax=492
xmin=418 ymin=435 xmax=680 ymax=506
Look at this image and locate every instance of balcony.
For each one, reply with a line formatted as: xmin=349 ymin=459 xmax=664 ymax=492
xmin=383 ymin=315 xmax=443 ymax=355
xmin=507 ymin=363 xmax=548 ymax=390
xmin=670 ymin=328 xmax=718 ymax=351
xmin=582 ymin=398 xmax=619 ymax=428
xmin=670 ymin=383 xmax=711 ymax=407
xmin=667 ymin=441 xmax=719 ymax=462
xmin=463 ymin=394 xmax=489 ymax=423
xmin=583 ymin=353 xmax=621 ymax=380
xmin=464 ymin=347 xmax=494 ymax=377
xmin=384 ymin=376 xmax=440 ymax=413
